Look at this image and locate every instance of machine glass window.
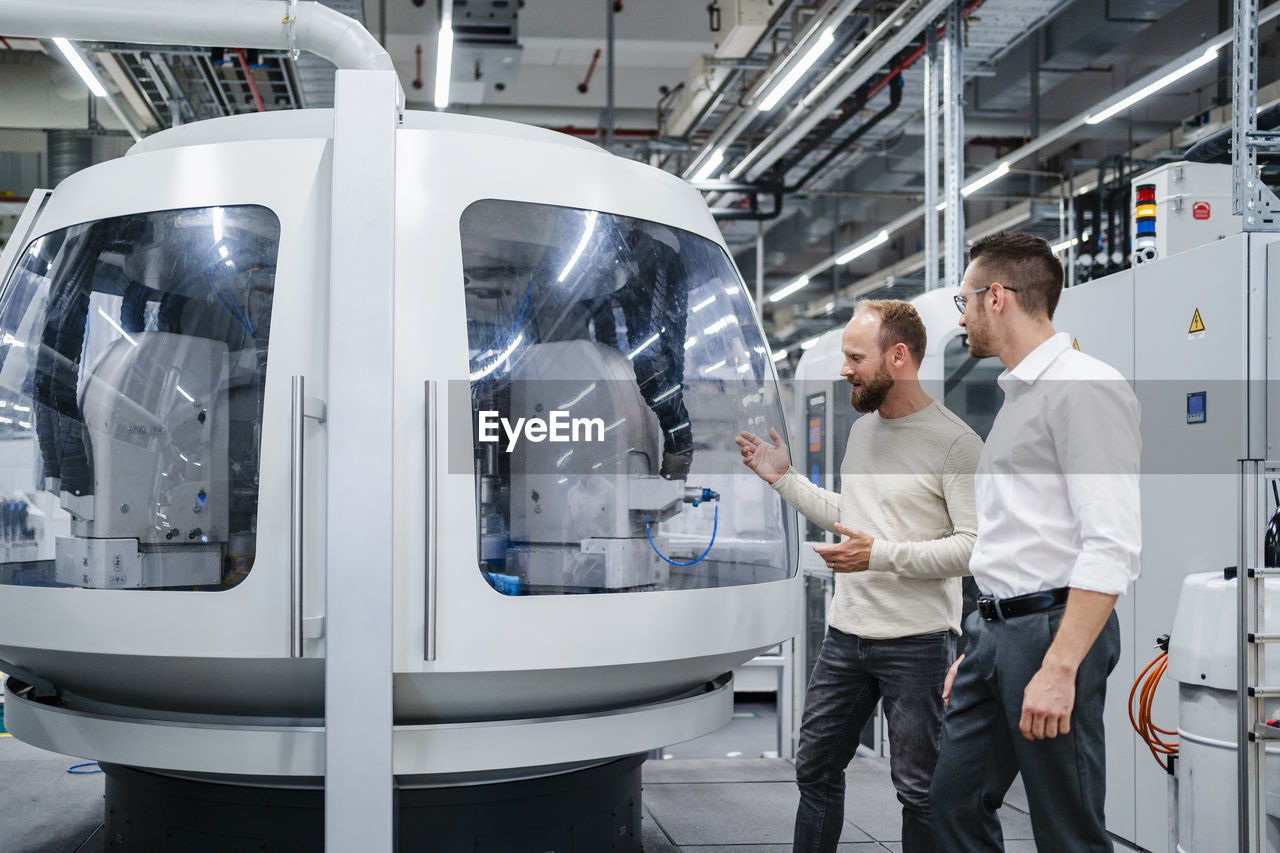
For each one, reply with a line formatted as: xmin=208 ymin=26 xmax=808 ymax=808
xmin=462 ymin=200 xmax=795 ymax=595
xmin=0 ymin=205 xmax=280 ymax=589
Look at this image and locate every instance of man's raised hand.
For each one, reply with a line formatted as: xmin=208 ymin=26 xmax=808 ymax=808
xmin=735 ymin=427 xmax=790 ymax=485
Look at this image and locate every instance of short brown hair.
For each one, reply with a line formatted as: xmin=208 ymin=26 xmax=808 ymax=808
xmin=967 ymin=232 xmax=1064 ymax=319
xmin=856 ymin=299 xmax=927 ymax=365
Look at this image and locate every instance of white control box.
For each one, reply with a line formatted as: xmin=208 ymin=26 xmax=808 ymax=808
xmin=1130 ymin=161 xmax=1242 ymax=264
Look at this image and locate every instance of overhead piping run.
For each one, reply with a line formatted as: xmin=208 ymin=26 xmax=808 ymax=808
xmin=783 ymin=67 xmax=905 ymax=193
xmin=676 ymin=1 xmax=796 ymax=143
xmin=0 ymin=0 xmax=405 ymax=109
xmin=233 ymin=48 xmax=266 ymax=112
xmin=731 ymin=0 xmax=981 ymax=183
xmin=757 ymin=25 xmax=838 ymax=112
xmin=681 ymin=0 xmax=861 ymax=181
xmin=778 ymin=9 xmax=1266 ymax=305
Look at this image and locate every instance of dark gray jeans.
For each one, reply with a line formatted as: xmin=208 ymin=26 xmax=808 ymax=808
xmin=793 ymin=626 xmax=956 ymax=853
xmin=930 ymin=606 xmax=1120 ymax=852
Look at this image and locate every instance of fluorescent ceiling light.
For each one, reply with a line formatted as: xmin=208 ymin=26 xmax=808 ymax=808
xmin=800 ymin=335 xmax=822 ymax=351
xmin=704 ymin=316 xmax=734 ymax=335
xmin=557 ymin=211 xmax=598 ymax=282
xmin=768 ymin=274 xmax=810 ymax=303
xmin=691 ymin=295 xmax=716 ymax=312
xmin=835 ymin=229 xmax=889 ymax=265
xmin=802 ymin=4 xmax=912 ymax=109
xmin=1051 ymin=237 xmax=1079 ymax=253
xmin=628 ymin=332 xmax=661 ymax=360
xmin=690 ymin=148 xmax=725 ymax=182
xmin=470 ymin=333 xmax=524 ymax=381
xmin=1085 ymin=47 xmax=1218 ymax=125
xmin=758 ymin=26 xmax=837 ymax=113
xmin=770 ymin=349 xmax=788 ymax=362
xmin=962 ymin=162 xmax=1011 ymax=196
xmin=53 ymin=38 xmax=107 ymax=97
xmin=96 ymin=307 xmax=137 ymax=347
xmin=434 ymin=15 xmax=454 ymax=109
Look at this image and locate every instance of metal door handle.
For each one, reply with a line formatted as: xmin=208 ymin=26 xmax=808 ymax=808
xmin=290 ymin=375 xmax=305 ymax=658
xmin=425 ymin=379 xmax=438 ymax=661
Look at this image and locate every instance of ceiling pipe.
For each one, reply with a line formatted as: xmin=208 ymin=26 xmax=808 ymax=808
xmin=0 ymin=0 xmax=404 ymax=108
xmin=765 ymin=1 xmax=1261 ymax=307
xmin=234 ymin=48 xmax=267 ymax=112
xmin=734 ymin=0 xmax=983 ymax=182
xmin=682 ymin=0 xmax=863 ymax=180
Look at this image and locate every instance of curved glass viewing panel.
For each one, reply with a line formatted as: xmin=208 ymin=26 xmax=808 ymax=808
xmin=0 ymin=205 xmax=280 ymax=589
xmin=460 ymin=199 xmax=795 ymax=595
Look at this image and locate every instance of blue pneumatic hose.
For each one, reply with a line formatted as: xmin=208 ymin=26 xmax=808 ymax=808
xmin=644 ymin=504 xmax=718 ymax=566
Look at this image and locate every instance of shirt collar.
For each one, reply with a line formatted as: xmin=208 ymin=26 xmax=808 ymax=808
xmin=997 ymin=332 xmax=1071 ymax=390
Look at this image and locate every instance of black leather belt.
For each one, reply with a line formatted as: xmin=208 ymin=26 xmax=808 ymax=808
xmin=976 ymin=587 xmax=1070 ymax=621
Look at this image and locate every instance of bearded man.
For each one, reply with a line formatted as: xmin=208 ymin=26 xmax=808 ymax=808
xmin=737 ymin=298 xmax=982 ymax=853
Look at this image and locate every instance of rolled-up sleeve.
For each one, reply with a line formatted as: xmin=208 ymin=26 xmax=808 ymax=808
xmin=1055 ymin=378 xmax=1142 ymax=595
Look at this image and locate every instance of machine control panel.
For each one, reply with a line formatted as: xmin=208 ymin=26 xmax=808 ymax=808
xmin=1186 ymin=390 xmax=1207 ymax=425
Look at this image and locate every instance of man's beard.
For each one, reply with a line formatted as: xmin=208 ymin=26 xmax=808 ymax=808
xmin=849 ymin=364 xmax=893 ymax=413
xmin=964 ymin=306 xmax=993 ymax=358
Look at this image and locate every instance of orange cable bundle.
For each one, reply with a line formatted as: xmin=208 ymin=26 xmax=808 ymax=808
xmin=1129 ymin=651 xmax=1178 ymax=771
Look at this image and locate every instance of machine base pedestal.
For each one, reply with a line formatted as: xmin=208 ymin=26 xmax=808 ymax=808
xmin=100 ymin=754 xmax=644 ymax=852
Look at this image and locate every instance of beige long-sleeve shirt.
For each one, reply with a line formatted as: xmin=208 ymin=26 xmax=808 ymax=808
xmin=772 ymin=400 xmax=982 ymax=638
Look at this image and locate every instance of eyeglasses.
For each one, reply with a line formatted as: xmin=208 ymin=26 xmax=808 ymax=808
xmin=954 ymin=285 xmax=1017 ymax=313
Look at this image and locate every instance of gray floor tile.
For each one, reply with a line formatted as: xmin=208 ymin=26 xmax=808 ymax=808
xmin=644 ymin=781 xmax=798 ymax=845
xmin=680 ymin=840 xmax=890 ymax=845
xmin=644 ymin=757 xmax=796 ymax=784
xmin=996 ymin=804 xmax=1036 ymax=840
xmin=1004 ymin=774 xmax=1030 ymax=813
xmin=642 ymin=804 xmax=681 ymax=852
xmin=645 ymin=780 xmax=876 ymax=846
xmin=0 ymin=735 xmax=81 ymax=762
xmin=880 ymin=843 xmax=1036 ymax=853
xmin=840 ymin=757 xmax=904 ymax=841
xmin=0 ymin=749 xmax=103 ymax=853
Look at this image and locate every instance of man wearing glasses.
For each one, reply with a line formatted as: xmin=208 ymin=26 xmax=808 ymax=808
xmin=930 ymin=233 xmax=1141 ymax=851
xmin=738 ymin=299 xmax=981 ymax=853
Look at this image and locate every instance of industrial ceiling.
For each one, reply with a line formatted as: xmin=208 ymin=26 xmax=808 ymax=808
xmin=0 ymin=0 xmax=1271 ymax=365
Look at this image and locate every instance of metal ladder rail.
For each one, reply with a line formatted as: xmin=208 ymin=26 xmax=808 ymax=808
xmin=1237 ymin=460 xmax=1280 ymax=853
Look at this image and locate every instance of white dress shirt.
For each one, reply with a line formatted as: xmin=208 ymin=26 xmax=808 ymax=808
xmin=970 ymin=332 xmax=1141 ymax=598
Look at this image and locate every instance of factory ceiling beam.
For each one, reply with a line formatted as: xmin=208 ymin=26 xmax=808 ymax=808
xmin=684 ymin=0 xmax=863 ymax=182
xmin=772 ymin=2 xmax=1280 ymax=307
xmin=729 ymin=0 xmax=965 ymax=183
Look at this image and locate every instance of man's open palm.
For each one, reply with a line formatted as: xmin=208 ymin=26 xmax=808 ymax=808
xmin=736 ymin=428 xmax=790 ymax=485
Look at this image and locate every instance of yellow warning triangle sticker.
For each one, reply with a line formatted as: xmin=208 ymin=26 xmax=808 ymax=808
xmin=1189 ymin=308 xmax=1206 ymax=334
xmin=1072 ymin=338 xmax=1080 ymax=351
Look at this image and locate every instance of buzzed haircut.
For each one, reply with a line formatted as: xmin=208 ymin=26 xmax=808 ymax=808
xmin=855 ymin=299 xmax=927 ymax=365
xmin=967 ymin=232 xmax=1064 ymax=319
